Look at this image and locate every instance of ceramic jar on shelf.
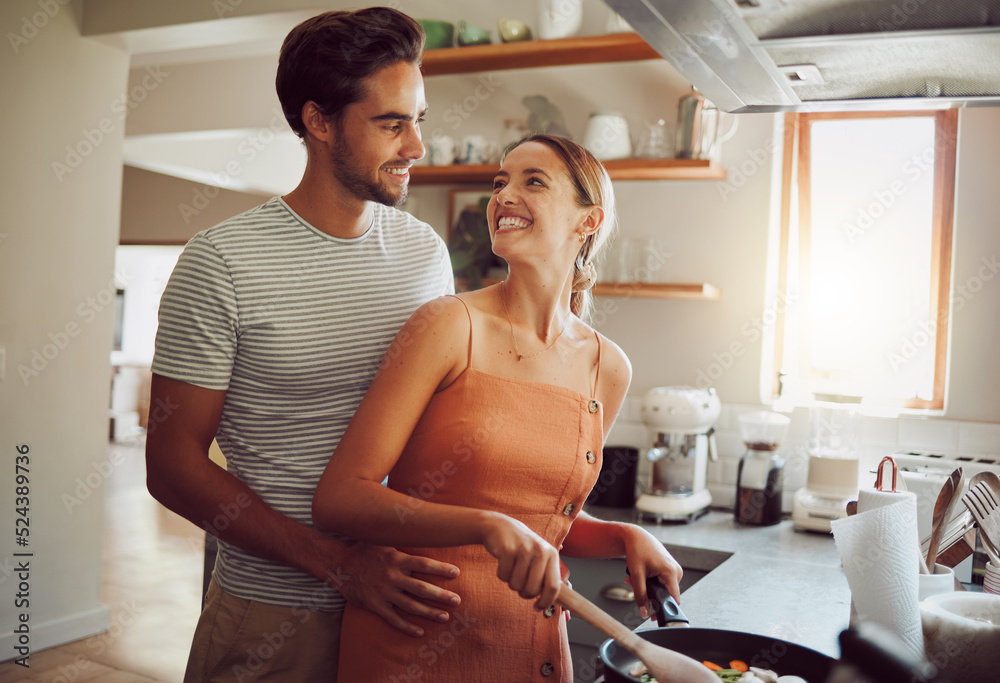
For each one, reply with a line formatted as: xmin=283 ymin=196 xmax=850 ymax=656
xmin=538 ymin=0 xmax=582 ymax=40
xmin=582 ymin=111 xmax=631 ymax=161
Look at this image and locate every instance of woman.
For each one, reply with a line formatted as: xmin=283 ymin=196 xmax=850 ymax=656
xmin=313 ymin=134 xmax=691 ymax=681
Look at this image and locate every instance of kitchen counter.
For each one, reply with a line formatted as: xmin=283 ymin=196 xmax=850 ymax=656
xmin=585 ymin=505 xmax=851 ymax=659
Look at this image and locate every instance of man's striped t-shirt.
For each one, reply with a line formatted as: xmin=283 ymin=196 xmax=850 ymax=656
xmin=151 ymin=197 xmax=454 ymax=611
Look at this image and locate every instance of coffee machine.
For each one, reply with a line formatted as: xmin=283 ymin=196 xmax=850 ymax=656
xmin=635 ymin=387 xmax=720 ymax=522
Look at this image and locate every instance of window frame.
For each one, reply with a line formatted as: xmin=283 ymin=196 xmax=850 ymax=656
xmin=772 ymin=110 xmax=958 ymax=411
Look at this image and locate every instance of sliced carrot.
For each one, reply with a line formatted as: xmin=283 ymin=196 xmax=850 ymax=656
xmin=702 ymin=661 xmax=723 ymax=671
xmin=729 ymin=660 xmax=749 ymax=672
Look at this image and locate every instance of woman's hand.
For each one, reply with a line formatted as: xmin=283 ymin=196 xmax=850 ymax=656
xmin=481 ymin=513 xmax=563 ymax=610
xmin=622 ymin=525 xmax=683 ymax=619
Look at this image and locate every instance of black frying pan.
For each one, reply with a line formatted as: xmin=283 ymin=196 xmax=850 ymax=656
xmin=599 ymin=579 xmax=835 ymax=683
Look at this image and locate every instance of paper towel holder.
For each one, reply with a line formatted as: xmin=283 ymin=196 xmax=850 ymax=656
xmin=875 ymin=456 xmax=902 ymax=492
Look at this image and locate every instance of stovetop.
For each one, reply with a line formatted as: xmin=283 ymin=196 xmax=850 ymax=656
xmin=888 ymin=450 xmax=1000 ymax=478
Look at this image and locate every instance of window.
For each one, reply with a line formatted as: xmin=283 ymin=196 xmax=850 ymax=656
xmin=772 ymin=111 xmax=958 ymax=411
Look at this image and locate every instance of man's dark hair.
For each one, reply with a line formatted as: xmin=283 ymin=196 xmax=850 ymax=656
xmin=276 ymin=7 xmax=425 ymax=139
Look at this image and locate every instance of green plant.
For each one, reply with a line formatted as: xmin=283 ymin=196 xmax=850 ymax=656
xmin=448 ymin=195 xmax=505 ymax=290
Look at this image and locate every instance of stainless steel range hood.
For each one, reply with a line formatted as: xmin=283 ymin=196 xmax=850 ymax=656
xmin=605 ymin=0 xmax=1000 ymax=112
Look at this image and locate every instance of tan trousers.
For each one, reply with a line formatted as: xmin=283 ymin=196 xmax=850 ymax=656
xmin=184 ymin=578 xmax=343 ymax=682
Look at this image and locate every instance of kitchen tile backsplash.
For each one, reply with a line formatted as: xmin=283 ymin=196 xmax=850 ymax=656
xmin=861 ymin=416 xmax=899 ymax=448
xmin=958 ymin=420 xmax=1000 ymax=453
xmin=897 ymin=417 xmax=961 ymax=452
xmin=606 ymin=402 xmax=1000 ymax=512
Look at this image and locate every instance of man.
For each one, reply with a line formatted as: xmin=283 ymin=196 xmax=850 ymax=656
xmin=145 ymin=8 xmax=459 ymax=681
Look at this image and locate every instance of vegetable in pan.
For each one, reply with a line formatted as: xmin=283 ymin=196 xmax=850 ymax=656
xmin=630 ymin=660 xmax=808 ymax=683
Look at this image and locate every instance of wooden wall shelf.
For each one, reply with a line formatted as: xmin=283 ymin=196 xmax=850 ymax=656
xmin=421 ymin=32 xmax=660 ymax=76
xmin=426 ymin=33 xmax=723 ymax=304
xmin=414 ymin=32 xmax=726 ymax=184
xmin=593 ymin=282 xmax=721 ymax=300
xmin=410 ymin=158 xmax=725 ymax=185
xmin=457 ymin=280 xmax=721 ymax=301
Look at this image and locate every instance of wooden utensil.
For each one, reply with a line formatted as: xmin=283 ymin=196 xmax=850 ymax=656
xmin=961 ymin=480 xmax=1000 ymax=567
xmin=557 ymin=585 xmax=717 ymax=683
xmin=926 ymin=467 xmax=964 ymax=568
xmin=971 ymin=470 xmax=1000 ymax=497
xmin=929 ymin=511 xmax=977 ymax=568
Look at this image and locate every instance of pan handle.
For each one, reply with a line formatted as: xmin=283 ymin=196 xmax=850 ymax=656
xmin=645 ymin=577 xmax=690 ymax=628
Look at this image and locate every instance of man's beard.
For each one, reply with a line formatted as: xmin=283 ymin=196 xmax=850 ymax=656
xmin=332 ymin=135 xmax=407 ymax=207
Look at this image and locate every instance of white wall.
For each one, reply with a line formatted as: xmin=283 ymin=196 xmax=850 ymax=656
xmin=119 ymin=166 xmax=268 ymax=245
xmin=0 ymin=0 xmax=128 ymax=657
xmin=111 ymin=246 xmax=183 ymax=367
xmin=121 ymin=54 xmax=283 ymax=136
xmin=946 ymin=108 xmax=1000 ymax=422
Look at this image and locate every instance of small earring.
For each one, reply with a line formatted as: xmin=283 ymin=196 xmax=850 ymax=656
xmin=578 ymin=232 xmax=586 ymax=243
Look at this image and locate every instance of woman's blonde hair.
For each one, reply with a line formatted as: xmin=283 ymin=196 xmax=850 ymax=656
xmin=501 ymin=134 xmax=617 ymax=321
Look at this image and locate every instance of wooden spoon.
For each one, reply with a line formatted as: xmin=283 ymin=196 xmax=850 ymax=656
xmin=926 ymin=467 xmax=964 ymax=569
xmin=556 ymin=585 xmax=717 ymax=683
xmin=971 ymin=470 xmax=1000 ymax=498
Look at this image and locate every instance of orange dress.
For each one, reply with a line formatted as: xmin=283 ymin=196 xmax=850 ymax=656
xmin=337 ymin=298 xmax=605 ymax=682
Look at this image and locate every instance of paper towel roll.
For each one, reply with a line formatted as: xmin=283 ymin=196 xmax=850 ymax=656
xmin=831 ymin=490 xmax=923 ymax=660
xmin=857 ymin=487 xmax=910 ymax=512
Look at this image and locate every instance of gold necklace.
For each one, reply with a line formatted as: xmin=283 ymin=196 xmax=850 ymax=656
xmin=499 ymin=280 xmax=568 ymax=361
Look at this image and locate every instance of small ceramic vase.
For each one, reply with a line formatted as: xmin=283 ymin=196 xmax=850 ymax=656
xmin=498 ymin=18 xmax=533 ymax=43
xmin=538 ymin=0 xmax=582 ymax=40
xmin=457 ymin=20 xmax=491 ymax=46
xmin=426 ymin=135 xmax=456 ymax=166
xmin=418 ymin=19 xmax=454 ymax=49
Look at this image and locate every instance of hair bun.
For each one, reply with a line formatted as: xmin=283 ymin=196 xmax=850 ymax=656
xmin=572 ymin=262 xmax=597 ymax=292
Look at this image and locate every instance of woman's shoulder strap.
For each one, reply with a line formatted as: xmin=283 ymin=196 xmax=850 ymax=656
xmin=445 ymin=294 xmax=474 ymax=366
